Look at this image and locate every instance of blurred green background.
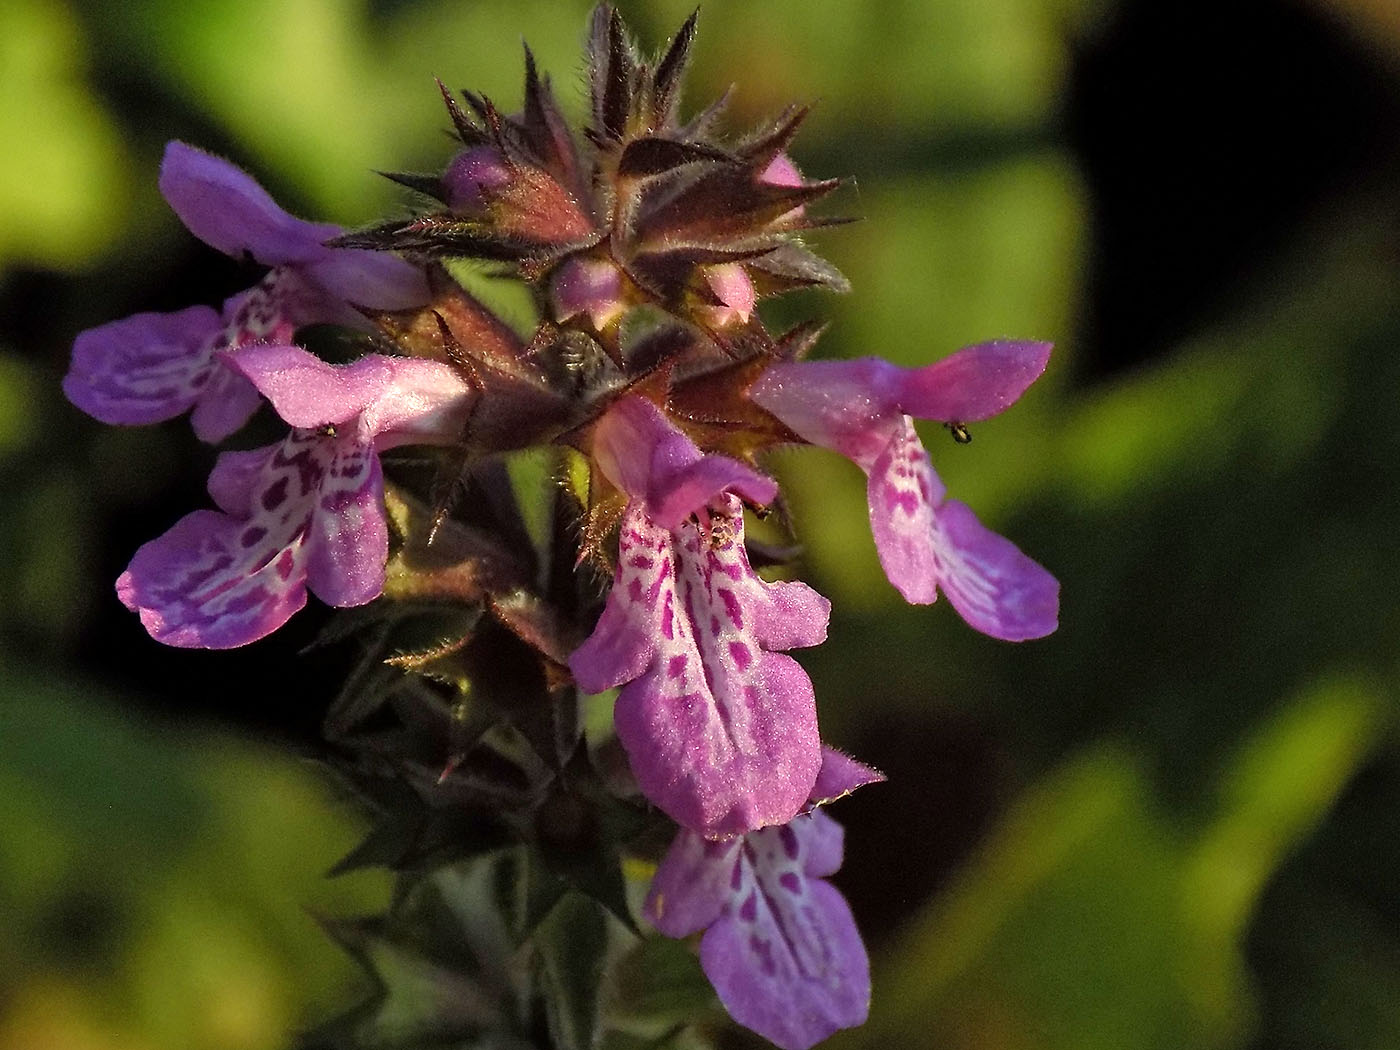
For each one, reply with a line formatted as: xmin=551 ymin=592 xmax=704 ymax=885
xmin=4 ymin=0 xmax=1400 ymax=1047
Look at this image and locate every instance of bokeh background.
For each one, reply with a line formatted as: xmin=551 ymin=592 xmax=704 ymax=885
xmin=5 ymin=0 xmax=1400 ymax=1047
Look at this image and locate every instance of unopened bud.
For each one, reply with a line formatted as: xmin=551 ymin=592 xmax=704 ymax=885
xmin=551 ymin=255 xmax=628 ymax=330
xmin=761 ymin=152 xmax=803 ymax=188
xmin=702 ymin=262 xmax=756 ymax=327
xmin=442 ymin=146 xmax=512 ymax=214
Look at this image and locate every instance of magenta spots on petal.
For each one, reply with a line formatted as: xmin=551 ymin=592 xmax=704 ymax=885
xmin=261 ymin=477 xmax=288 ymax=511
xmin=779 ymin=872 xmax=801 ymax=894
xmin=728 ymin=641 xmax=752 ymax=671
xmin=667 ymin=654 xmax=688 ymax=679
xmin=276 ymin=549 xmax=296 ymax=579
xmin=239 ymin=526 xmax=267 ymax=548
xmin=739 ymin=893 xmax=758 ymax=923
xmin=779 ymin=824 xmax=800 ymax=860
xmin=718 ymin=587 xmax=743 ymax=628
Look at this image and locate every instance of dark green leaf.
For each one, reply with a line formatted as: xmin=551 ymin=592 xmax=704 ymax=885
xmin=537 ymin=892 xmax=610 ymax=1050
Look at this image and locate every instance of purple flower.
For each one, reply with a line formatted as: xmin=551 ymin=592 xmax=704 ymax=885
xmin=750 ymin=340 xmax=1059 ymax=641
xmin=63 ymin=141 xmax=429 ymax=442
xmin=116 ymin=347 xmax=472 ymax=648
xmin=569 ymin=397 xmax=830 ymax=838
xmin=644 ymin=748 xmax=882 ymax=1050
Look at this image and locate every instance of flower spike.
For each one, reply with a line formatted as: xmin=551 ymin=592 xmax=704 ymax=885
xmin=75 ymin=11 xmax=1066 ymax=1049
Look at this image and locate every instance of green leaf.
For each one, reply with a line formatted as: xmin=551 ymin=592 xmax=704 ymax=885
xmin=603 ymin=936 xmax=718 ymax=1040
xmin=537 ymin=892 xmax=611 ymax=1050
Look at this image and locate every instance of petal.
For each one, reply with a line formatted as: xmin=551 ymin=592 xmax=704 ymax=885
xmin=597 ymin=500 xmax=824 ymax=836
xmin=117 ymin=509 xmax=309 ymax=649
xmin=649 ymin=453 xmax=777 ymax=531
xmin=568 ymin=513 xmax=664 ymax=694
xmin=227 ymin=345 xmax=390 ymax=428
xmin=64 ymin=306 xmax=222 ymax=427
xmin=699 ymin=818 xmax=870 ymax=1050
xmin=159 ymin=141 xmax=336 ymax=265
xmin=358 ymin=358 xmax=475 ymax=448
xmin=795 ymin=809 xmax=846 ymax=880
xmin=643 ymin=830 xmax=741 ymax=938
xmin=188 ymin=363 xmax=263 ymax=444
xmin=593 ymin=396 xmax=777 ymax=525
xmin=229 ymin=345 xmax=473 ymax=447
xmin=304 ymin=440 xmax=388 ymax=606
xmin=591 ymin=395 xmax=687 ymax=499
xmin=442 ymin=146 xmax=513 ymax=213
xmin=896 ymin=339 xmax=1051 ymax=423
xmin=118 ymin=429 xmax=373 ymax=648
xmin=865 ymin=418 xmax=945 ymax=604
xmin=809 ymin=749 xmax=884 ymax=809
xmin=207 ymin=445 xmax=276 ymax=517
xmin=749 ymin=359 xmax=903 ymax=468
xmin=760 ymin=153 xmax=803 ymax=188
xmin=550 ymin=256 xmax=626 ymax=328
xmin=931 ymin=499 xmax=1060 ymax=641
xmin=752 ymin=343 xmax=1051 ymax=460
xmin=301 ymin=249 xmax=431 ymax=312
xmin=705 ymin=262 xmax=755 ymax=322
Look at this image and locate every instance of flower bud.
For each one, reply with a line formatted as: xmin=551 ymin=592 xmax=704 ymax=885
xmin=702 ymin=262 xmax=756 ymax=327
xmin=550 ymin=255 xmax=628 ymax=330
xmin=442 ymin=146 xmax=512 ymax=214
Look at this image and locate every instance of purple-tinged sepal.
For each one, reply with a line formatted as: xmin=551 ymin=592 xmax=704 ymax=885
xmin=751 ymin=341 xmax=1059 ymax=640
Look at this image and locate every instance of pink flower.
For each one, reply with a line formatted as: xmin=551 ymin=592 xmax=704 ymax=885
xmin=644 ymin=748 xmax=882 ymax=1050
xmin=751 ymin=340 xmax=1059 ymax=641
xmin=116 ymin=348 xmax=472 ymax=648
xmin=64 ymin=142 xmax=428 ymax=442
xmin=569 ymin=397 xmax=830 ymax=837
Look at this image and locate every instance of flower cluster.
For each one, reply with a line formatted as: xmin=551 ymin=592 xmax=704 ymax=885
xmin=65 ymin=9 xmax=1058 ymax=1050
